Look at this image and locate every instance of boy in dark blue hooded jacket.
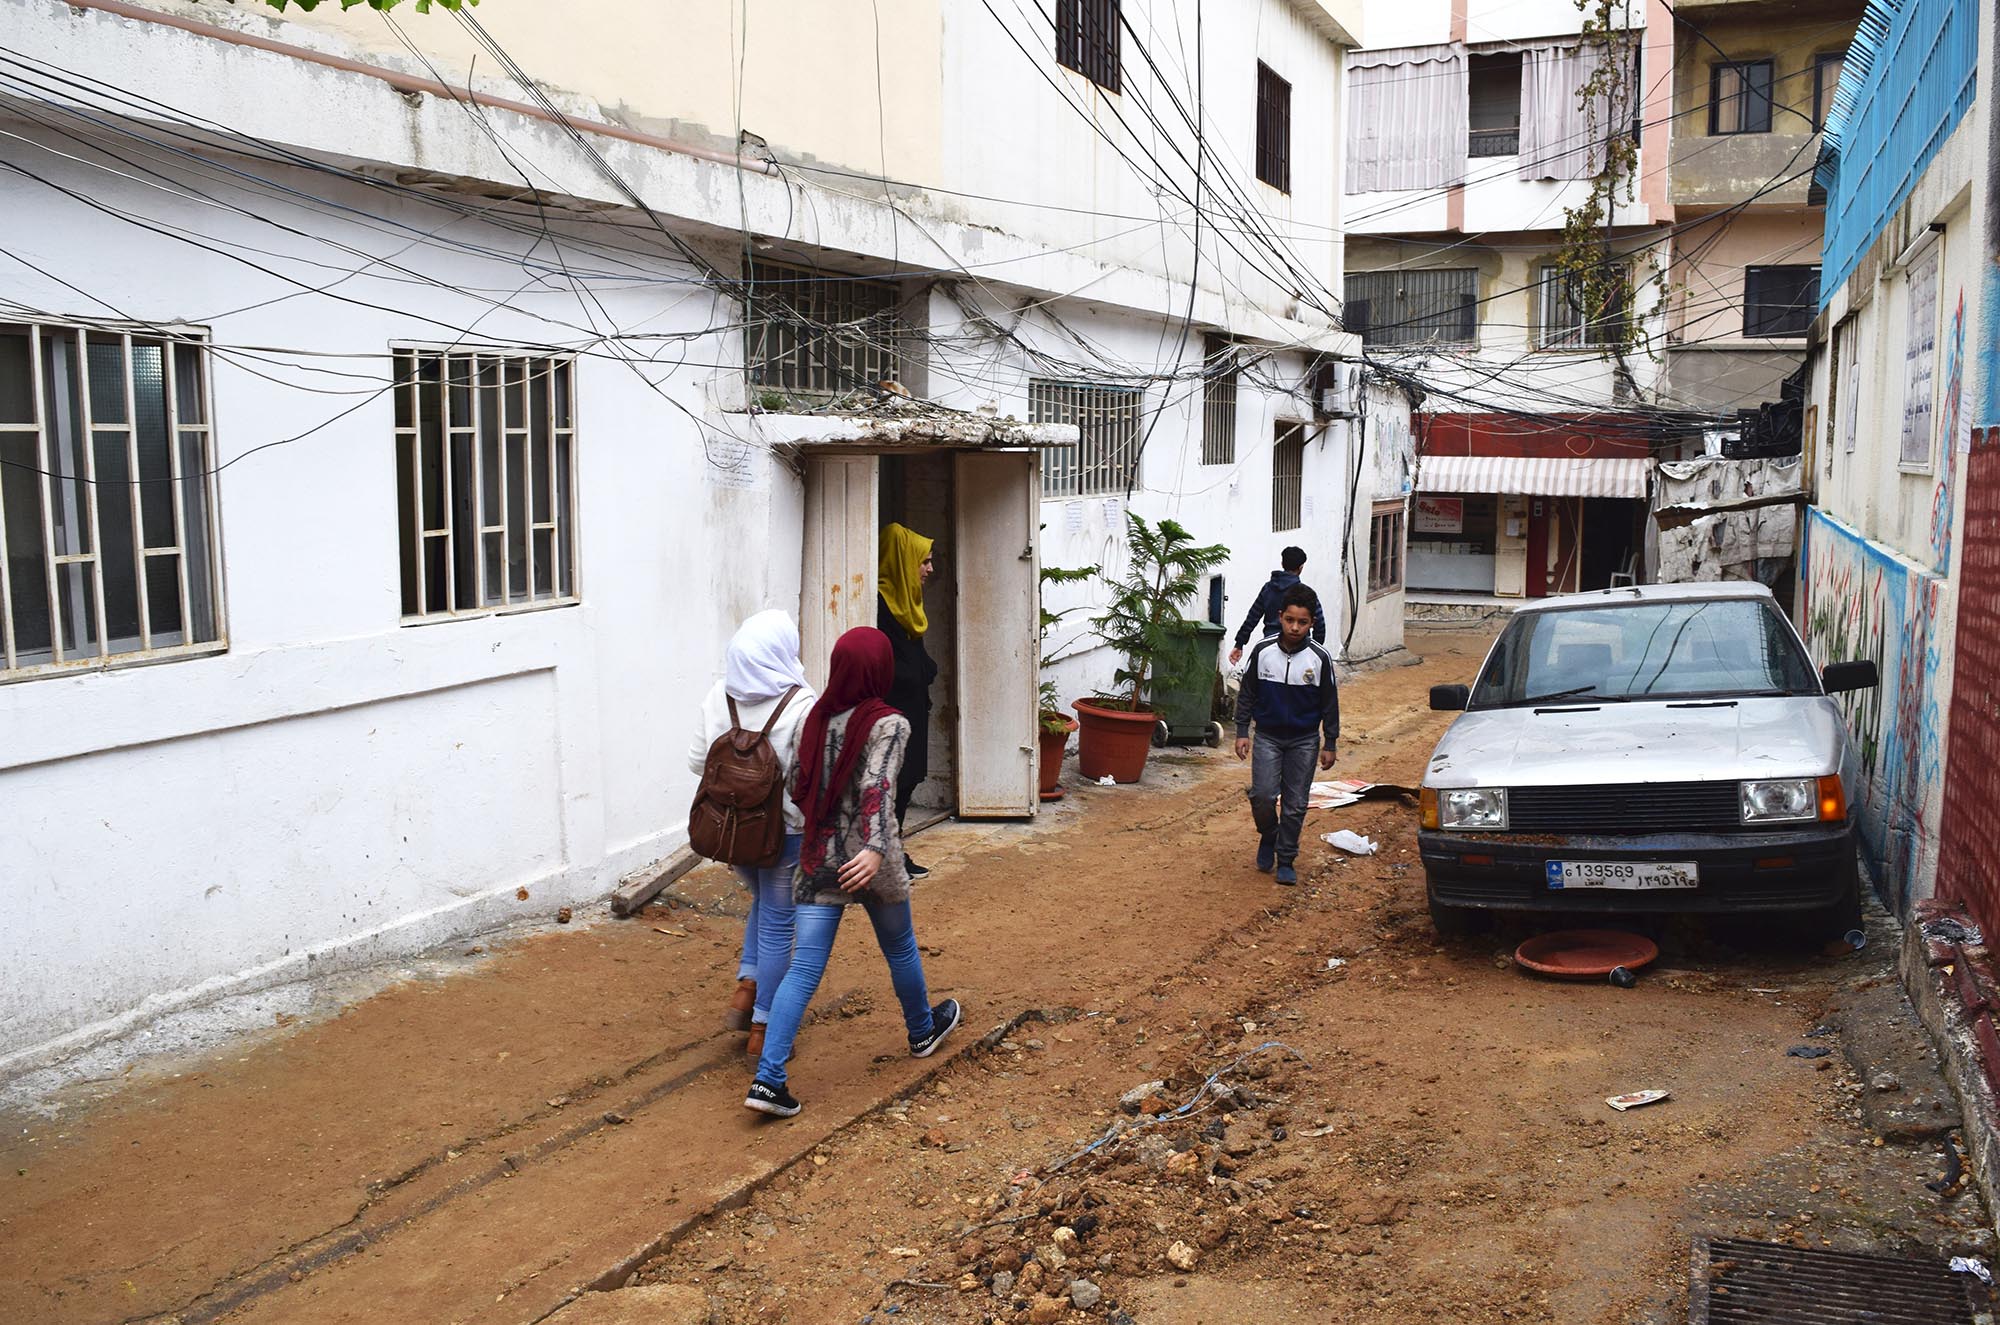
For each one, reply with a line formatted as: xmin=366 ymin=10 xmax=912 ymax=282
xmin=1228 ymin=546 xmax=1326 ymax=666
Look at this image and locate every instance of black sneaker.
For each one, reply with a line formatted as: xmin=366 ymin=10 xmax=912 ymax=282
xmin=910 ymin=998 xmax=962 ymax=1058
xmin=744 ymin=1079 xmax=801 ymax=1118
xmin=904 ymin=857 xmax=930 ymax=879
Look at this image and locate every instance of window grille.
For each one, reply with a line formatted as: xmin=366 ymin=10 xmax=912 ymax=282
xmin=1710 ymin=60 xmax=1774 ymax=135
xmin=1029 ymin=380 xmax=1144 ymax=498
xmin=1533 ymin=263 xmax=1630 ymax=349
xmin=1255 ymin=62 xmax=1292 ymax=192
xmin=0 ymin=322 xmax=223 ymax=677
xmin=394 ymin=350 xmax=577 ymax=621
xmin=744 ymin=260 xmax=902 ymax=399
xmin=1369 ymin=502 xmax=1405 ymax=598
xmin=1743 ymin=265 xmax=1821 ymax=338
xmin=1200 ymin=336 xmax=1237 ymax=465
xmin=1056 ymin=0 xmax=1121 ymax=94
xmin=1271 ymin=423 xmax=1305 ymax=532
xmin=1342 ymin=269 xmax=1478 ymax=348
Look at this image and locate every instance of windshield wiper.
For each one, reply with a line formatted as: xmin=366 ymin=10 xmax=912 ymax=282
xmin=1519 ymin=685 xmax=1632 ymax=705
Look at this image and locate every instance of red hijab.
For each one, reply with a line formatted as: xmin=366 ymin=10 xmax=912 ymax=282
xmin=793 ymin=627 xmax=899 ymax=851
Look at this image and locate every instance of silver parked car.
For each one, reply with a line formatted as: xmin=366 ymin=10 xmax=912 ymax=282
xmin=1419 ymin=583 xmax=1878 ymax=940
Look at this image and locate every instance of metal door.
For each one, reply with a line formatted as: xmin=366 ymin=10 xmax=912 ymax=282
xmin=952 ymin=450 xmax=1039 ymax=817
xmin=800 ymin=454 xmax=879 ymax=692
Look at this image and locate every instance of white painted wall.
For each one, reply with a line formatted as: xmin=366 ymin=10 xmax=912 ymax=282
xmin=0 ymin=0 xmax=1363 ymax=1070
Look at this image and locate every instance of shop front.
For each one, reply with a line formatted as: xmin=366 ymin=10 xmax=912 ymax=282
xmin=1408 ymin=455 xmax=1651 ymax=598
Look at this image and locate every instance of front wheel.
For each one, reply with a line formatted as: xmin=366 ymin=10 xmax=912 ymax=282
xmin=1800 ymin=867 xmax=1864 ymax=947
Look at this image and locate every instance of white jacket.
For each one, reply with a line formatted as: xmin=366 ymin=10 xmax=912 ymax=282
xmin=686 ymin=681 xmax=816 ymax=833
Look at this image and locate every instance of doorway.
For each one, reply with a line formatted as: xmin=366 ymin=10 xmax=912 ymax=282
xmin=799 ymin=447 xmax=1041 ymax=819
xmin=1580 ymin=498 xmax=1641 ymax=590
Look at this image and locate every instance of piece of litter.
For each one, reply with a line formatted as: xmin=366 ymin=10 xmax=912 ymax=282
xmin=1300 ymin=1124 xmax=1338 ymax=1137
xmin=1097 ymin=775 xmax=1116 ymax=786
xmin=652 ymin=926 xmax=689 ymax=938
xmin=1605 ymin=1089 xmax=1670 ymax=1112
xmin=888 ymin=1247 xmax=922 ymax=1258
xmin=1322 ymin=830 xmax=1378 ymax=855
xmin=1951 ymin=1257 xmax=1993 ymax=1284
xmin=1785 ymin=1045 xmax=1832 ymax=1059
xmin=1325 ymin=957 xmax=1347 ymax=970
xmin=1748 ymin=987 xmax=1783 ymax=994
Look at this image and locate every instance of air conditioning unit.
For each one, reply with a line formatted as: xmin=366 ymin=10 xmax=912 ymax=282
xmin=1315 ymin=359 xmax=1363 ymax=419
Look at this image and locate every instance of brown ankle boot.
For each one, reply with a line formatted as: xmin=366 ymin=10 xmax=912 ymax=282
xmin=746 ymin=1023 xmax=767 ymax=1059
xmin=725 ymin=978 xmax=755 ymax=1031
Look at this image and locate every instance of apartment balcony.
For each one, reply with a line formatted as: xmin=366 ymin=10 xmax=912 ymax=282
xmin=1670 ymin=131 xmax=1821 ymax=209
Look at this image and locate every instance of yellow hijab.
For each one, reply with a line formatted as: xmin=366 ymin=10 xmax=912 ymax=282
xmin=879 ymin=523 xmax=932 ymax=637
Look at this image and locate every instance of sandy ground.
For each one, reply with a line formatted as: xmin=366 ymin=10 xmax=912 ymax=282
xmin=1 ymin=626 xmax=1991 ymax=1325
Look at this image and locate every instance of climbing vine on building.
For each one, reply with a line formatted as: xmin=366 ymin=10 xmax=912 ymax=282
xmin=1552 ymin=0 xmax=1660 ymax=372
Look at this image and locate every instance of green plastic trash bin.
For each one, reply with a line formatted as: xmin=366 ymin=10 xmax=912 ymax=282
xmin=1148 ymin=619 xmax=1227 ymax=748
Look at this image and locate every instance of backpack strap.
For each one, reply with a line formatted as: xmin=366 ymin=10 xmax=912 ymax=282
xmin=757 ymin=686 xmax=801 ymax=736
xmin=726 ymin=687 xmax=801 ymax=739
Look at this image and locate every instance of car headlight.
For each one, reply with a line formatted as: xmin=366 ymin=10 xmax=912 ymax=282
xmin=1439 ymin=787 xmax=1508 ymax=831
xmin=1740 ymin=778 xmax=1816 ymax=823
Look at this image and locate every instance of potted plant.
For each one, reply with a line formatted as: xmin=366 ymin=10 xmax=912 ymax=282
xmin=1074 ymin=514 xmax=1230 ymax=784
xmin=1036 ymin=563 xmax=1094 ymax=801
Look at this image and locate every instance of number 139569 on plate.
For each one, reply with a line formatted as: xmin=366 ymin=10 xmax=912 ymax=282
xmin=1546 ymin=860 xmax=1699 ymax=890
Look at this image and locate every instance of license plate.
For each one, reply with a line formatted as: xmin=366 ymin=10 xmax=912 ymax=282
xmin=1546 ymin=860 xmax=1699 ymax=890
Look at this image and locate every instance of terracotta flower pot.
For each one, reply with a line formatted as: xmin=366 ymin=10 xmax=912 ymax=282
xmin=1073 ymin=697 xmax=1155 ymax=784
xmin=1038 ymin=715 xmax=1077 ymax=800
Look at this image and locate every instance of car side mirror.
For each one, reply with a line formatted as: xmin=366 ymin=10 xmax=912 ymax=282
xmin=1823 ymin=660 xmax=1880 ymax=693
xmin=1430 ymin=684 xmax=1470 ymax=711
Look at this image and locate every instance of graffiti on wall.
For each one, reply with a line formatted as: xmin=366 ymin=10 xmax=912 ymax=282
xmin=1931 ymin=293 xmax=1966 ymax=574
xmin=1802 ymin=508 xmax=1947 ymax=909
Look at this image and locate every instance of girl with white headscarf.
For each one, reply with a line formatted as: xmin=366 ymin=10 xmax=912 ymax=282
xmin=687 ymin=609 xmax=816 ymax=1059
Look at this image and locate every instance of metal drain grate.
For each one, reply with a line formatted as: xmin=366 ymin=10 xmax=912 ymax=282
xmin=1691 ymin=1236 xmax=1987 ymax=1323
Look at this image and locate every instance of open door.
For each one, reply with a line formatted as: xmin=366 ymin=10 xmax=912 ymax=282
xmin=800 ymin=455 xmax=879 ymax=691
xmin=952 ymin=450 xmax=1038 ymax=817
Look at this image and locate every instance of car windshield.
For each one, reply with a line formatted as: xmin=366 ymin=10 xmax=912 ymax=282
xmin=1469 ymin=598 xmax=1820 ymax=707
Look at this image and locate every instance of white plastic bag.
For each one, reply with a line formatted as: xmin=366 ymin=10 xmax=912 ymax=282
xmin=1321 ymin=830 xmax=1378 ymax=855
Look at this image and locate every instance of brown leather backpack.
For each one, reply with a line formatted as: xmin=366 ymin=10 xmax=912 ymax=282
xmin=688 ymin=688 xmax=800 ymax=868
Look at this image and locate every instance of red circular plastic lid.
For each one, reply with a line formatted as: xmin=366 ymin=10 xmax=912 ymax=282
xmin=1514 ymin=929 xmax=1660 ymax=978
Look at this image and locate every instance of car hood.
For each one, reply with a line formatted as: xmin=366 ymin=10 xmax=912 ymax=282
xmin=1425 ymin=696 xmax=1846 ymax=788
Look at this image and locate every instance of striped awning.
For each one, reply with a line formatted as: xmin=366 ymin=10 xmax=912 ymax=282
xmin=1416 ymin=454 xmax=1651 ymax=499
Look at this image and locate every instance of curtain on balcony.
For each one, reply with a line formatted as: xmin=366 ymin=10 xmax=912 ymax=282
xmin=1345 ymin=43 xmax=1467 ymax=193
xmin=1518 ymin=40 xmax=1625 ymax=181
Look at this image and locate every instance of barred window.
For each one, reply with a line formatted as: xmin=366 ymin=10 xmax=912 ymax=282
xmin=1342 ymin=269 xmax=1478 ymax=348
xmin=0 ymin=323 xmax=222 ymax=677
xmin=1255 ymin=63 xmax=1292 ymax=193
xmin=1200 ymin=335 xmax=1237 ymax=465
xmin=1056 ymin=0 xmax=1121 ymax=94
xmin=1533 ymin=263 xmax=1630 ymax=349
xmin=1271 ymin=423 xmax=1305 ymax=532
xmin=1030 ymin=380 xmax=1144 ymax=498
xmin=1369 ymin=502 xmax=1405 ymax=598
xmin=394 ymin=350 xmax=577 ymax=621
xmin=745 ymin=260 xmax=902 ymax=399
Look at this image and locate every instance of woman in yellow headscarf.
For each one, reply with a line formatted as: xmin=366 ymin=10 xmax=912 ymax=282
xmin=877 ymin=523 xmax=938 ymax=877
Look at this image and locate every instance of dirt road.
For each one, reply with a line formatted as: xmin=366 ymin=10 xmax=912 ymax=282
xmin=2 ymin=627 xmax=1990 ymax=1325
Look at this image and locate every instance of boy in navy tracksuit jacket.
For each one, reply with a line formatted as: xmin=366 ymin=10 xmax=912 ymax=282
xmin=1233 ymin=585 xmax=1340 ymax=885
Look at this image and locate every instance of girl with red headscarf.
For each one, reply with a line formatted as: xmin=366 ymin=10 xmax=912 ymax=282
xmin=744 ymin=627 xmax=962 ymax=1118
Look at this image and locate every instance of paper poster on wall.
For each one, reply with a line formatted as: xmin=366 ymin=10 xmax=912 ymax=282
xmin=1413 ymin=495 xmax=1463 ymax=534
xmin=1102 ymin=497 xmax=1123 ymax=526
xmin=1899 ymin=245 xmax=1939 ymax=468
xmin=704 ymin=435 xmax=761 ymax=490
xmin=1064 ymin=500 xmax=1084 ymax=534
xmin=1302 ymin=494 xmax=1316 ymax=523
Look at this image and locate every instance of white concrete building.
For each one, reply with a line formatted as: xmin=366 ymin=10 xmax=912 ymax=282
xmin=1343 ymin=0 xmax=1676 ymax=602
xmin=0 ymin=0 xmax=1381 ymax=1073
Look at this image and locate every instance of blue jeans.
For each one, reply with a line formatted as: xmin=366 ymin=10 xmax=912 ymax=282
xmin=755 ymin=897 xmax=934 ymax=1088
xmin=732 ymin=834 xmax=800 ymax=1025
xmin=1250 ymin=729 xmax=1321 ymax=866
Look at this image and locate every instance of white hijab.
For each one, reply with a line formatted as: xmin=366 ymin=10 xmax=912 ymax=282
xmin=724 ymin=609 xmax=809 ymax=702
